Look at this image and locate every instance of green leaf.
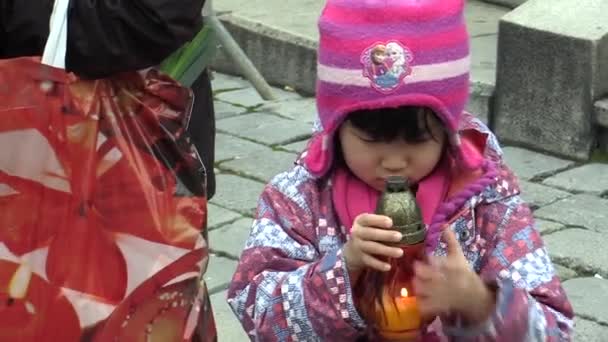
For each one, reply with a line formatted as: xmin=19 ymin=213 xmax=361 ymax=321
xmin=160 ymin=26 xmax=218 ymax=86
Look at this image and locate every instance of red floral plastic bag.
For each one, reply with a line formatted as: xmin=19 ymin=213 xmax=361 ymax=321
xmin=0 ymin=1 xmax=215 ymax=341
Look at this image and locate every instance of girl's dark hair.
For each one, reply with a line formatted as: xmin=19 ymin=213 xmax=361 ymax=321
xmin=347 ymin=106 xmax=442 ymax=143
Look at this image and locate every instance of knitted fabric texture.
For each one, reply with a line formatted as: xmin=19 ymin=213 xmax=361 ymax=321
xmin=304 ymin=0 xmax=477 ymax=177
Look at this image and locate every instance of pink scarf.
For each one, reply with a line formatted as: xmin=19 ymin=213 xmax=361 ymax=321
xmin=331 ymin=158 xmax=451 ymax=235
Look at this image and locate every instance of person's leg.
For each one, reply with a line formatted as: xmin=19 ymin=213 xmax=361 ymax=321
xmin=189 ymin=69 xmax=216 ymax=199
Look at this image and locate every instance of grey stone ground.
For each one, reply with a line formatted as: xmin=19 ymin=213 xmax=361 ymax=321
xmin=205 ymin=73 xmax=608 ymax=341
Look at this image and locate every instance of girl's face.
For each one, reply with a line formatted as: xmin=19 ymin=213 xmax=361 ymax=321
xmin=338 ymin=112 xmax=446 ymax=192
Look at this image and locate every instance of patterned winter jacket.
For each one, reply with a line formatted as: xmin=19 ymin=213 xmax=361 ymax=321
xmin=227 ymin=115 xmax=574 ymax=341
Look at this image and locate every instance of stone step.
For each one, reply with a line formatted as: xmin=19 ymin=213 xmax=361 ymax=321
xmin=211 ymin=0 xmax=510 ymax=124
xmin=596 ymin=99 xmax=608 ymax=128
xmin=596 ymin=99 xmax=608 ymax=153
xmin=493 ymin=0 xmax=608 ymax=160
xmin=480 ymin=0 xmax=526 ymax=8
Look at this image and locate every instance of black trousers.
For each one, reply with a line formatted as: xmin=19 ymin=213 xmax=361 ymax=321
xmin=189 ymin=69 xmax=216 ymax=199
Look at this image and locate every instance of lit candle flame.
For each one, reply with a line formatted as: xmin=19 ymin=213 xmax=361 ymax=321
xmin=400 ymin=287 xmax=409 ymax=298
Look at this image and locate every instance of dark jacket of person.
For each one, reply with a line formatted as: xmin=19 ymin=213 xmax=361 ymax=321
xmin=0 ymin=0 xmax=216 ymax=198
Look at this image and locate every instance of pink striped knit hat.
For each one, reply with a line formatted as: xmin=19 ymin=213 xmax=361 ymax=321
xmin=304 ymin=0 xmax=480 ymax=177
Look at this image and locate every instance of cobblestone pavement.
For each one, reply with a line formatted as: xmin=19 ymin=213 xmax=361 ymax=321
xmin=205 ymin=73 xmax=608 ymax=341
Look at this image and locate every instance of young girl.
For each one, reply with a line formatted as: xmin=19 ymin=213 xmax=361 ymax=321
xmin=227 ymin=0 xmax=574 ymax=340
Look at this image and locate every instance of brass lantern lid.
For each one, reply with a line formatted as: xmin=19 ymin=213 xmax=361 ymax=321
xmin=376 ymin=176 xmax=426 ymax=245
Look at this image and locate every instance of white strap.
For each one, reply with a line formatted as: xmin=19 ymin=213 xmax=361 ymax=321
xmin=41 ymin=0 xmax=70 ymax=68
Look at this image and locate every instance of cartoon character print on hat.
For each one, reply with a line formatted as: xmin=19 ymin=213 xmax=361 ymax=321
xmin=361 ymin=41 xmax=413 ymax=93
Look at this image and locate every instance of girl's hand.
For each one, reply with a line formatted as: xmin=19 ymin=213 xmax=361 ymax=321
xmin=343 ymin=214 xmax=404 ymax=275
xmin=413 ymin=229 xmax=496 ymax=324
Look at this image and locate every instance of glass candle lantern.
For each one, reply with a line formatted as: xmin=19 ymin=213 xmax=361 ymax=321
xmin=355 ymin=176 xmax=427 ymax=341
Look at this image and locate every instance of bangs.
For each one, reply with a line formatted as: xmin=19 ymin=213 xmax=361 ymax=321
xmin=347 ymin=106 xmax=441 ymax=143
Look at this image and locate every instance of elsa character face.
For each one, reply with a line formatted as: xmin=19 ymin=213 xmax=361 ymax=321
xmin=386 ymin=42 xmax=406 ymax=69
